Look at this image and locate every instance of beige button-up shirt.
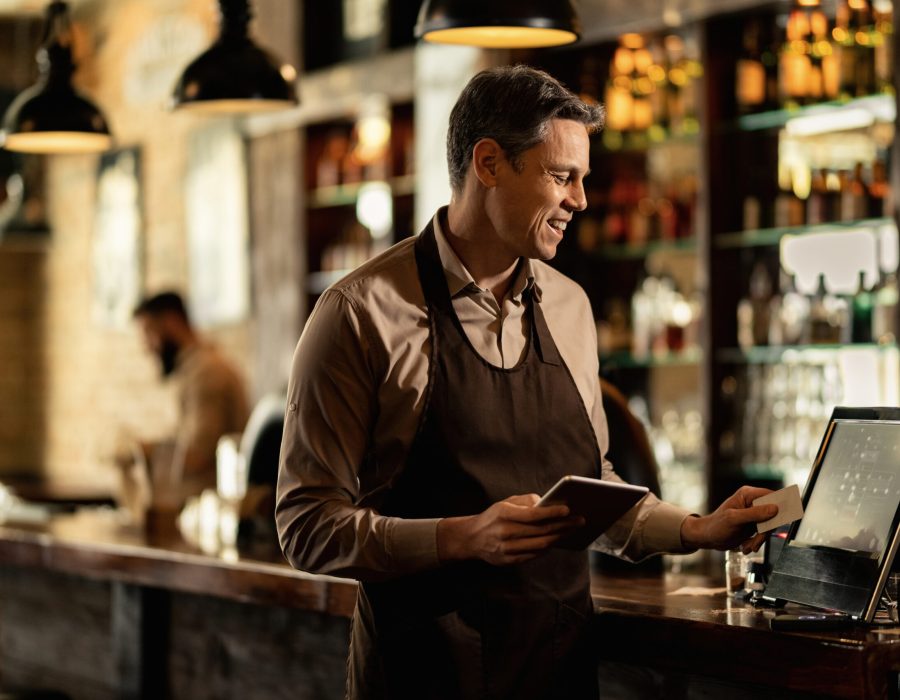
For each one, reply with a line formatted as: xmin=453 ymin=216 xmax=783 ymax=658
xmin=276 ymin=209 xmax=692 ymax=580
xmin=173 ymin=342 xmax=250 ymax=493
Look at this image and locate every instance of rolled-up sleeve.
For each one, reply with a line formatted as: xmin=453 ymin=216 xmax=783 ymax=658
xmin=588 ymin=376 xmax=694 ymax=560
xmin=275 ymin=289 xmax=440 ymax=581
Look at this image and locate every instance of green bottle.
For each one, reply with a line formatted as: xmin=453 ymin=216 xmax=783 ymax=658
xmin=852 ymin=270 xmax=874 ymax=343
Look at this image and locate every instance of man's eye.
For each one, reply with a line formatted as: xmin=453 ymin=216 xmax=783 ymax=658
xmin=551 ymin=173 xmax=569 ymax=185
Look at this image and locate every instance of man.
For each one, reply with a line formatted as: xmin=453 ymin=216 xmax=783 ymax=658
xmin=276 ymin=66 xmax=777 ymax=699
xmin=127 ymin=291 xmax=250 ymax=507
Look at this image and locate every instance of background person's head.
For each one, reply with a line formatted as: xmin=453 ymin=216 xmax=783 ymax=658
xmin=133 ymin=291 xmax=195 ymax=377
xmin=446 ymin=65 xmax=605 ymax=194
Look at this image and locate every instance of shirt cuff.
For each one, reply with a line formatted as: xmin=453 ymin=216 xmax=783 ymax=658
xmin=385 ymin=517 xmax=442 ymax=573
xmin=642 ymin=501 xmax=696 ymax=554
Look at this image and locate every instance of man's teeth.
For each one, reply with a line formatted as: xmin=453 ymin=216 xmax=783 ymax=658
xmin=549 ymin=220 xmax=567 ymax=231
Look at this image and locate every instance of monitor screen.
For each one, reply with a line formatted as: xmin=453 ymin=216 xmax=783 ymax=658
xmin=764 ymin=409 xmax=900 ymax=621
xmin=793 ymin=420 xmax=900 ymax=562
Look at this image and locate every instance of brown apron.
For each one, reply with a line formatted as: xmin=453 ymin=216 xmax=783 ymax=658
xmin=347 ymin=222 xmax=602 ymax=699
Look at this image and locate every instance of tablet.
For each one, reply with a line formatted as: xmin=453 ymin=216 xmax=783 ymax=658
xmin=537 ymin=475 xmax=649 ymax=550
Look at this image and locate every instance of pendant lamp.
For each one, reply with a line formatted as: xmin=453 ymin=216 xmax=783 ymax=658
xmin=172 ymin=0 xmax=298 ymax=114
xmin=1 ymin=1 xmax=112 ymax=154
xmin=415 ymin=0 xmax=581 ymax=49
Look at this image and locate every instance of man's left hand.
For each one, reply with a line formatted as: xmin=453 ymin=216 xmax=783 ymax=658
xmin=680 ymin=486 xmax=778 ymax=554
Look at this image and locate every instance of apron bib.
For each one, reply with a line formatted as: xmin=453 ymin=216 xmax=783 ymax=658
xmin=348 ymin=222 xmax=603 ymax=699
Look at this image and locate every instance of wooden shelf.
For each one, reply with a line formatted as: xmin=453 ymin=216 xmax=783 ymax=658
xmin=592 ymin=237 xmax=698 ymax=260
xmin=714 ymin=217 xmax=895 ymax=249
xmin=717 ymin=343 xmax=899 ymax=364
xmin=733 ymin=93 xmax=895 ymax=132
xmin=600 ymin=347 xmax=703 ymax=368
xmin=308 ymin=174 xmax=416 ymax=209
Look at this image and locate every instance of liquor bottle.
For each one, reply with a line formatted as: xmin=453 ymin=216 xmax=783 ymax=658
xmin=873 ymin=269 xmax=898 ymax=343
xmin=835 ymin=0 xmax=858 ymax=100
xmin=873 ymin=2 xmax=893 ymax=94
xmin=806 ymin=8 xmax=828 ymax=102
xmin=775 ymin=162 xmax=806 ymax=228
xmin=809 ymin=273 xmax=840 ymax=343
xmin=604 ymin=44 xmax=634 ymax=133
xmin=779 ymin=273 xmax=811 ymax=345
xmin=853 ymin=0 xmax=877 ymax=96
xmin=665 ymin=34 xmax=686 ymax=135
xmin=780 ymin=7 xmax=812 ymax=106
xmin=738 ymin=262 xmax=774 ymax=348
xmin=806 ymin=169 xmax=828 ymax=225
xmin=649 ymin=42 xmax=670 ymax=130
xmin=737 ymin=18 xmax=768 ymax=112
xmin=852 ymin=269 xmax=875 ymax=343
xmin=824 ymin=169 xmax=842 ymax=221
xmin=868 ymin=157 xmax=893 ymax=219
xmin=843 ymin=163 xmax=869 ymax=221
xmin=819 ymin=10 xmax=841 ymax=100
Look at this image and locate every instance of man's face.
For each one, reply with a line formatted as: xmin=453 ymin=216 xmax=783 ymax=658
xmin=485 ymin=118 xmax=590 ymax=261
xmin=136 ymin=314 xmax=180 ymax=377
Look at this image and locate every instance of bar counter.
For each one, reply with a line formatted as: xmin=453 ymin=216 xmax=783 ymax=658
xmin=1 ymin=510 xmax=899 ymax=699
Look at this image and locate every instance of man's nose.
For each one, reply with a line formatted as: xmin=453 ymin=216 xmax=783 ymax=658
xmin=565 ymin=180 xmax=587 ymax=212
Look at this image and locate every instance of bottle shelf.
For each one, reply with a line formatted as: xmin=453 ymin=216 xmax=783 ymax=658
xmin=717 ymin=342 xmax=898 ymax=364
xmin=741 ymin=464 xmax=791 ymax=482
xmin=308 ymin=174 xmax=416 ymax=209
xmin=592 ymin=236 xmax=697 ymax=260
xmin=714 ymin=217 xmax=895 ymax=249
xmin=599 ymin=129 xmax=699 ymax=154
xmin=734 ymin=93 xmax=895 ymax=133
xmin=600 ymin=347 xmax=702 ymax=369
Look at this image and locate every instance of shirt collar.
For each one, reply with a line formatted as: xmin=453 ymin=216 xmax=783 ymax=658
xmin=431 ymin=207 xmax=540 ymax=303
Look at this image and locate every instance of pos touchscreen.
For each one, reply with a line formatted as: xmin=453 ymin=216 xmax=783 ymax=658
xmin=763 ymin=407 xmax=900 ymax=621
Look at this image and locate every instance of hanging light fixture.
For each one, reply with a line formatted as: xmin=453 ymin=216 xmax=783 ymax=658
xmin=172 ymin=0 xmax=298 ymax=114
xmin=1 ymin=1 xmax=112 ymax=155
xmin=414 ymin=0 xmax=581 ymax=49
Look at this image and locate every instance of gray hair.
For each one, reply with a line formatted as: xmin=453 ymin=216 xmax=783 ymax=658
xmin=446 ymin=64 xmax=605 ymax=193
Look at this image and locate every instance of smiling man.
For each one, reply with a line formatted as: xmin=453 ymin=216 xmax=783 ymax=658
xmin=276 ymin=65 xmax=776 ymax=700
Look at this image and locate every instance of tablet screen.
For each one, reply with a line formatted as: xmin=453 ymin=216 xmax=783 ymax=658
xmin=794 ymin=421 xmax=900 ymax=561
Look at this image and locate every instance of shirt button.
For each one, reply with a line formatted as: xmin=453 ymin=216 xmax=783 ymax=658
xmin=288 ymin=401 xmax=298 ymax=412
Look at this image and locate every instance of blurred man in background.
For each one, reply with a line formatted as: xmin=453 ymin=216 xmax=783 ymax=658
xmin=117 ymin=291 xmax=249 ymax=518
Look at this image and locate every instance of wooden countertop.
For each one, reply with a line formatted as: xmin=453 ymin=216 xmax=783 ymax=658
xmin=2 ymin=510 xmax=900 ymax=696
xmin=0 ymin=509 xmax=359 ymax=616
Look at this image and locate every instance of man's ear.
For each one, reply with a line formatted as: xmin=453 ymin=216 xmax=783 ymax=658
xmin=471 ymin=138 xmax=503 ymax=187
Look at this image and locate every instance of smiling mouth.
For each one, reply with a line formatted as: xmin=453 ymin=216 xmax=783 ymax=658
xmin=548 ymin=219 xmax=568 ymax=235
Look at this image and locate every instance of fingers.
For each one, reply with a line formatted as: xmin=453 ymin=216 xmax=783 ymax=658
xmin=741 ymin=532 xmax=768 ymax=554
xmin=505 ymin=493 xmax=541 ymax=507
xmin=502 ymin=533 xmax=567 ymax=554
xmin=730 ymin=503 xmax=778 ymax=525
xmin=501 ymin=500 xmax=571 ymax=523
xmin=735 ymin=485 xmax=775 ymax=507
xmin=505 ymin=515 xmax=584 ymax=538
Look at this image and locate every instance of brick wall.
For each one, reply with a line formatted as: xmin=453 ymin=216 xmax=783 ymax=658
xmin=0 ymin=0 xmax=300 ymax=486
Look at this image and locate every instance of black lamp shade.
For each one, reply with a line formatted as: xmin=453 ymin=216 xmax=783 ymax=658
xmin=172 ymin=36 xmax=297 ymax=114
xmin=1 ymin=80 xmax=111 ymax=154
xmin=1 ymin=0 xmax=112 ymax=154
xmin=415 ymin=0 xmax=581 ymax=48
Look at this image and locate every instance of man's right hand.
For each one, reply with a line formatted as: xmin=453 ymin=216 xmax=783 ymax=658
xmin=436 ymin=494 xmax=584 ymax=566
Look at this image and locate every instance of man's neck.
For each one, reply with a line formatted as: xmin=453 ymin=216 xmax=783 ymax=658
xmin=444 ymin=201 xmax=520 ymax=304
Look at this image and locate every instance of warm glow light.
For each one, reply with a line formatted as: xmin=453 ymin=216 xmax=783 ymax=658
xmin=421 ymin=26 xmax=577 ymax=48
xmin=621 ymin=33 xmax=644 ymax=49
xmin=2 ymin=130 xmax=112 ymax=154
xmin=356 ymin=181 xmax=393 ymax=239
xmin=174 ymin=98 xmax=297 ymax=114
xmin=280 ymin=64 xmax=297 ymax=82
